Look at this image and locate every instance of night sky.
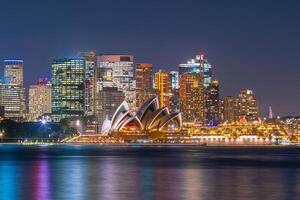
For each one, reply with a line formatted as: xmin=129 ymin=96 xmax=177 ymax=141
xmin=0 ymin=0 xmax=299 ymax=117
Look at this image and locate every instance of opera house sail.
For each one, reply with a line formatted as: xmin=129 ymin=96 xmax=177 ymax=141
xmin=101 ymin=97 xmax=182 ymax=134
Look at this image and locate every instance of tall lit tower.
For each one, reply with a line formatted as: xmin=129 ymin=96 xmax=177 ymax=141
xmin=179 ymin=72 xmax=205 ymax=126
xmin=3 ymin=59 xmax=26 ymax=120
xmin=206 ymin=79 xmax=220 ymax=125
xmin=51 ymin=58 xmax=85 ymax=122
xmin=4 ymin=60 xmax=24 ymax=86
xmin=97 ymin=54 xmax=136 ymax=108
xmin=77 ymin=51 xmax=96 ymax=116
xmin=154 ymin=70 xmax=172 ymax=109
xmin=179 ymin=53 xmax=212 ymax=88
xmin=235 ymin=89 xmax=259 ymax=122
xmin=170 ymin=71 xmax=179 ymax=112
xmin=0 ymin=77 xmax=25 ymax=121
xmin=179 ymin=53 xmax=214 ymax=124
xmin=135 ymin=63 xmax=156 ymax=108
xmin=221 ymin=96 xmax=235 ymax=123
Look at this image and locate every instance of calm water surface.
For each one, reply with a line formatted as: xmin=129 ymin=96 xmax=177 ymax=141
xmin=0 ymin=144 xmax=300 ymax=200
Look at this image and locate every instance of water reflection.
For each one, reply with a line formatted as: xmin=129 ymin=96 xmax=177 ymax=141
xmin=0 ymin=145 xmax=300 ymax=200
xmin=29 ymin=159 xmax=51 ymax=200
xmin=0 ymin=160 xmax=20 ymax=199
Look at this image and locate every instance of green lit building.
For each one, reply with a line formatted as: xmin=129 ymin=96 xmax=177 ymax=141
xmin=51 ymin=58 xmax=85 ymax=122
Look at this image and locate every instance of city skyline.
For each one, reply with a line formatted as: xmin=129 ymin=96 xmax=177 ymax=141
xmin=0 ymin=52 xmax=292 ymax=118
xmin=0 ymin=0 xmax=300 ymax=116
xmin=1 ymin=1 xmax=300 ymax=199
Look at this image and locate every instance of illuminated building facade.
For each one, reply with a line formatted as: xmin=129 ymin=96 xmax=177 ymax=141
xmin=3 ymin=59 xmax=26 ymax=120
xmin=0 ymin=78 xmax=25 ymax=121
xmin=178 ymin=53 xmax=212 ymax=88
xmin=179 ymin=54 xmax=214 ymax=124
xmin=97 ymin=54 xmax=136 ymax=109
xmin=51 ymin=58 xmax=85 ymax=122
xmin=206 ymin=79 xmax=220 ymax=125
xmin=28 ymin=80 xmax=52 ymax=121
xmin=4 ymin=59 xmax=24 ymax=85
xmin=95 ymin=87 xmax=124 ymax=130
xmin=108 ymin=97 xmax=182 ymax=133
xmin=78 ymin=51 xmax=96 ymax=116
xmin=135 ymin=63 xmax=157 ymax=108
xmin=179 ymin=72 xmax=205 ymax=126
xmin=154 ymin=70 xmax=172 ymax=109
xmin=222 ymin=96 xmax=235 ymax=122
xmin=170 ymin=71 xmax=179 ymax=112
xmin=235 ymin=89 xmax=259 ymax=122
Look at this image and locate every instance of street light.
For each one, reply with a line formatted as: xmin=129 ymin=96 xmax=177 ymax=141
xmin=41 ymin=119 xmax=47 ymax=125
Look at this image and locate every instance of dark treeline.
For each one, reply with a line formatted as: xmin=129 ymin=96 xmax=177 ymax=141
xmin=0 ymin=119 xmax=78 ymax=138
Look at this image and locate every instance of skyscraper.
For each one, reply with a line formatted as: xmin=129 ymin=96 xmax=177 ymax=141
xmin=0 ymin=77 xmax=25 ymax=121
xmin=170 ymin=71 xmax=179 ymax=112
xmin=77 ymin=51 xmax=96 ymax=116
xmin=206 ymin=79 xmax=220 ymax=125
xmin=95 ymin=87 xmax=124 ymax=130
xmin=222 ymin=96 xmax=235 ymax=123
xmin=235 ymin=89 xmax=259 ymax=122
xmin=179 ymin=72 xmax=205 ymax=126
xmin=179 ymin=53 xmax=214 ymax=124
xmin=97 ymin=54 xmax=136 ymax=108
xmin=3 ymin=59 xmax=26 ymax=120
xmin=51 ymin=58 xmax=85 ymax=122
xmin=4 ymin=60 xmax=24 ymax=85
xmin=135 ymin=63 xmax=157 ymax=108
xmin=179 ymin=53 xmax=212 ymax=88
xmin=28 ymin=80 xmax=52 ymax=121
xmin=154 ymin=70 xmax=172 ymax=109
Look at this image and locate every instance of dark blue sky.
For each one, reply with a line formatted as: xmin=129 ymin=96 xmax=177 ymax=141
xmin=0 ymin=0 xmax=299 ymax=116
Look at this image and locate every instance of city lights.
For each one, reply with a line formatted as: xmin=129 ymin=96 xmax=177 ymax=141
xmin=0 ymin=52 xmax=297 ymax=146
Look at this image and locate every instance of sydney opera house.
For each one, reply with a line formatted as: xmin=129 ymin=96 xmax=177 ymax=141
xmin=101 ymin=97 xmax=182 ymax=135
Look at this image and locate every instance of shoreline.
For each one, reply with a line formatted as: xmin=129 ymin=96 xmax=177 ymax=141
xmin=0 ymin=142 xmax=298 ymax=148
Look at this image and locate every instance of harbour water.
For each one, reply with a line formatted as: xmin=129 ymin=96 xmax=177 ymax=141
xmin=0 ymin=144 xmax=300 ymax=200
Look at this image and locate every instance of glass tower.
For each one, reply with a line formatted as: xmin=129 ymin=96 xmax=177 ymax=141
xmin=178 ymin=54 xmax=212 ymax=88
xmin=170 ymin=71 xmax=179 ymax=112
xmin=51 ymin=58 xmax=85 ymax=122
xmin=77 ymin=51 xmax=96 ymax=116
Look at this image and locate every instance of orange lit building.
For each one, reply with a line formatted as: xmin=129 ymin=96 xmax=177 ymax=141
xmin=222 ymin=96 xmax=235 ymax=123
xmin=154 ymin=70 xmax=172 ymax=109
xmin=179 ymin=72 xmax=205 ymax=126
xmin=235 ymin=89 xmax=259 ymax=122
xmin=135 ymin=63 xmax=157 ymax=108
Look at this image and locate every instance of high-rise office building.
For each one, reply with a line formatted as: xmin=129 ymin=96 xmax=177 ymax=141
xmin=95 ymin=87 xmax=124 ymax=129
xmin=28 ymin=80 xmax=52 ymax=121
xmin=136 ymin=63 xmax=153 ymax=91
xmin=51 ymin=58 xmax=85 ymax=122
xmin=179 ymin=53 xmax=212 ymax=88
xmin=97 ymin=54 xmax=136 ymax=108
xmin=0 ymin=77 xmax=25 ymax=121
xmin=154 ymin=70 xmax=172 ymax=109
xmin=77 ymin=51 xmax=96 ymax=116
xmin=179 ymin=53 xmax=213 ymax=124
xmin=3 ymin=59 xmax=26 ymax=119
xmin=170 ymin=71 xmax=179 ymax=112
xmin=206 ymin=79 xmax=220 ymax=125
xmin=222 ymin=96 xmax=235 ymax=123
xmin=235 ymin=89 xmax=259 ymax=122
xmin=179 ymin=72 xmax=205 ymax=126
xmin=135 ymin=63 xmax=157 ymax=108
xmin=4 ymin=60 xmax=24 ymax=86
